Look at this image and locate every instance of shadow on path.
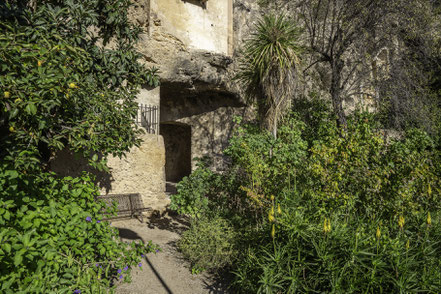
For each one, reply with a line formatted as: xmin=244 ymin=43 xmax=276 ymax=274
xmin=144 ymin=256 xmax=174 ymax=294
xmin=116 ymin=226 xmax=175 ymax=294
xmin=146 ymin=210 xmax=190 ymax=234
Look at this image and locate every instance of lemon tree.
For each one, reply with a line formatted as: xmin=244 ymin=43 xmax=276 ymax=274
xmin=0 ymin=1 xmax=159 ymax=292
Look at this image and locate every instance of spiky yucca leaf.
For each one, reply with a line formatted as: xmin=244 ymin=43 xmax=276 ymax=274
xmin=237 ymin=14 xmax=302 ymax=138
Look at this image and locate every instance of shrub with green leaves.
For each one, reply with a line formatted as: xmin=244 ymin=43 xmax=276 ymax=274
xmin=172 ymin=100 xmax=441 ymax=292
xmin=179 ymin=216 xmax=236 ymax=272
xmin=0 ymin=166 xmax=159 ymax=293
xmin=234 ymin=206 xmax=441 ymax=293
xmin=170 ymin=158 xmax=220 ymax=218
xmin=0 ymin=0 xmax=160 ymax=292
xmin=223 ymin=115 xmax=307 ymax=218
xmin=229 ymin=110 xmax=441 ymax=293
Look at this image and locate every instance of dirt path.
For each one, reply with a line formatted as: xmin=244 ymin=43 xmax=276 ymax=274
xmin=114 ymin=213 xmax=231 ymax=294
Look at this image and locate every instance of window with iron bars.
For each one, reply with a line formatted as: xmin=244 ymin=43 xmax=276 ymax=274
xmin=136 ymin=104 xmax=159 ymax=134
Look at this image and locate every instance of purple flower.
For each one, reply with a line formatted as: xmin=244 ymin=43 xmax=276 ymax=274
xmin=141 ymin=254 xmax=145 ymax=258
xmin=138 ymin=262 xmax=142 ymax=267
xmin=73 ymin=290 xmax=81 ymax=294
xmin=124 ymin=266 xmax=128 ymax=271
xmin=86 ymin=217 xmax=92 ymax=222
xmin=119 ymin=275 xmax=123 ymax=280
xmin=100 ymin=265 xmax=103 ymax=269
xmin=96 ymin=220 xmax=101 ymax=223
xmin=117 ymin=269 xmax=122 ymax=274
xmin=155 ymin=249 xmax=159 ymax=253
xmin=95 ymin=263 xmax=99 ymax=267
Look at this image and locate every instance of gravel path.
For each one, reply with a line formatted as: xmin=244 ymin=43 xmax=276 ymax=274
xmin=114 ymin=213 xmax=231 ymax=294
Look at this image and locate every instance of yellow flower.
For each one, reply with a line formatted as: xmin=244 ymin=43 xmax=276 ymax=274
xmin=37 ymin=60 xmax=42 ymax=67
xmin=277 ymin=204 xmax=282 ymax=215
xmin=398 ymin=215 xmax=405 ymax=230
xmin=427 ymin=212 xmax=432 ymax=226
xmin=268 ymin=211 xmax=275 ymax=223
xmin=271 ymin=224 xmax=275 ymax=239
xmin=428 ymin=184 xmax=432 ymax=197
xmin=9 ymin=126 xmax=14 ymax=132
xmin=14 ymin=98 xmax=22 ymax=103
xmin=69 ymin=83 xmax=77 ymax=89
xmin=405 ymin=239 xmax=410 ymax=250
xmin=4 ymin=91 xmax=10 ymax=98
xmin=323 ymin=218 xmax=331 ymax=233
xmin=270 ymin=195 xmax=275 ymax=201
xmin=376 ymin=226 xmax=381 ymax=239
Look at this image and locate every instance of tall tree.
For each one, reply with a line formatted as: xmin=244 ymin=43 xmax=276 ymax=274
xmin=0 ymin=0 xmax=159 ymax=171
xmin=237 ymin=14 xmax=302 ymax=139
xmin=299 ymin=0 xmax=385 ymax=130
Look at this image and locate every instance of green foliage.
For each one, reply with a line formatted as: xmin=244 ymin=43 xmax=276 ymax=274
xmin=0 ymin=0 xmax=160 ymax=291
xmin=0 ymin=0 xmax=159 ymax=167
xmin=170 ymin=158 xmax=220 ymax=218
xmin=229 ymin=109 xmax=441 ymax=293
xmin=179 ymin=216 xmax=236 ymax=272
xmin=306 ymin=114 xmax=440 ymax=217
xmin=0 ymin=166 xmax=159 ymax=293
xmin=172 ymin=100 xmax=441 ymax=292
xmin=224 ymin=115 xmax=307 ymax=213
xmin=234 ymin=207 xmax=441 ymax=293
xmin=236 ymin=13 xmax=302 ymax=137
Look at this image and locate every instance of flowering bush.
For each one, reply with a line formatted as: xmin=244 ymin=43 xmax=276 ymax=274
xmin=172 ymin=98 xmax=441 ymax=292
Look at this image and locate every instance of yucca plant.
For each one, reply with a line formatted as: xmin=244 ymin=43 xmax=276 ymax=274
xmin=237 ymin=14 xmax=302 ymax=139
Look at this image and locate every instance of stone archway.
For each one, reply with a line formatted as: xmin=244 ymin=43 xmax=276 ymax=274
xmin=160 ymin=122 xmax=192 ymax=183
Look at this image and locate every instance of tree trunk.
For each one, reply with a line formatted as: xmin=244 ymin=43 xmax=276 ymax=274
xmin=330 ymin=59 xmax=347 ymax=131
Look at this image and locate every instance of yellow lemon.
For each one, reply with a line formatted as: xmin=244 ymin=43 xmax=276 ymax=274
xmin=38 ymin=60 xmax=42 ymax=67
xmin=69 ymin=83 xmax=77 ymax=89
xmin=4 ymin=91 xmax=10 ymax=98
xmin=9 ymin=126 xmax=14 ymax=132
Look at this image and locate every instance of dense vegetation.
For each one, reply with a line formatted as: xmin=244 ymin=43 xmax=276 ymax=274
xmin=1 ymin=0 xmax=440 ymax=292
xmin=0 ymin=0 xmax=159 ymax=292
xmin=174 ymin=102 xmax=441 ymax=293
xmin=172 ymin=1 xmax=441 ymax=293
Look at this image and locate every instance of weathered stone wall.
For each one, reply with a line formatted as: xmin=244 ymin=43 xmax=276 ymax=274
xmin=137 ymin=86 xmax=160 ymax=106
xmin=128 ymin=0 xmax=262 ymax=176
xmin=160 ymin=83 xmax=250 ymax=172
xmin=50 ymin=133 xmax=168 ymax=210
xmin=178 ymin=106 xmax=251 ymax=171
xmin=150 ymin=0 xmax=233 ymax=55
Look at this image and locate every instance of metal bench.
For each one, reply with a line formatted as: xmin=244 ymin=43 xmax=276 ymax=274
xmin=96 ymin=193 xmax=151 ymax=222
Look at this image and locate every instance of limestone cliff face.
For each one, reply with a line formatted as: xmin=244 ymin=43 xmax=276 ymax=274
xmin=132 ymin=0 xmax=261 ymax=100
xmin=129 ymin=0 xmax=262 ymax=176
xmin=49 ymin=0 xmax=263 ymax=211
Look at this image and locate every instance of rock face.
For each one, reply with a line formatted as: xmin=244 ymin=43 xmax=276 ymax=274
xmin=50 ymin=134 xmax=168 ymax=211
xmin=133 ymin=0 xmax=261 ymax=178
xmin=51 ymin=0 xmax=262 ymax=209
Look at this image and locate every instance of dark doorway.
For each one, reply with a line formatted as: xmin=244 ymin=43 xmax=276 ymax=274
xmin=160 ymin=123 xmax=192 ymax=183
